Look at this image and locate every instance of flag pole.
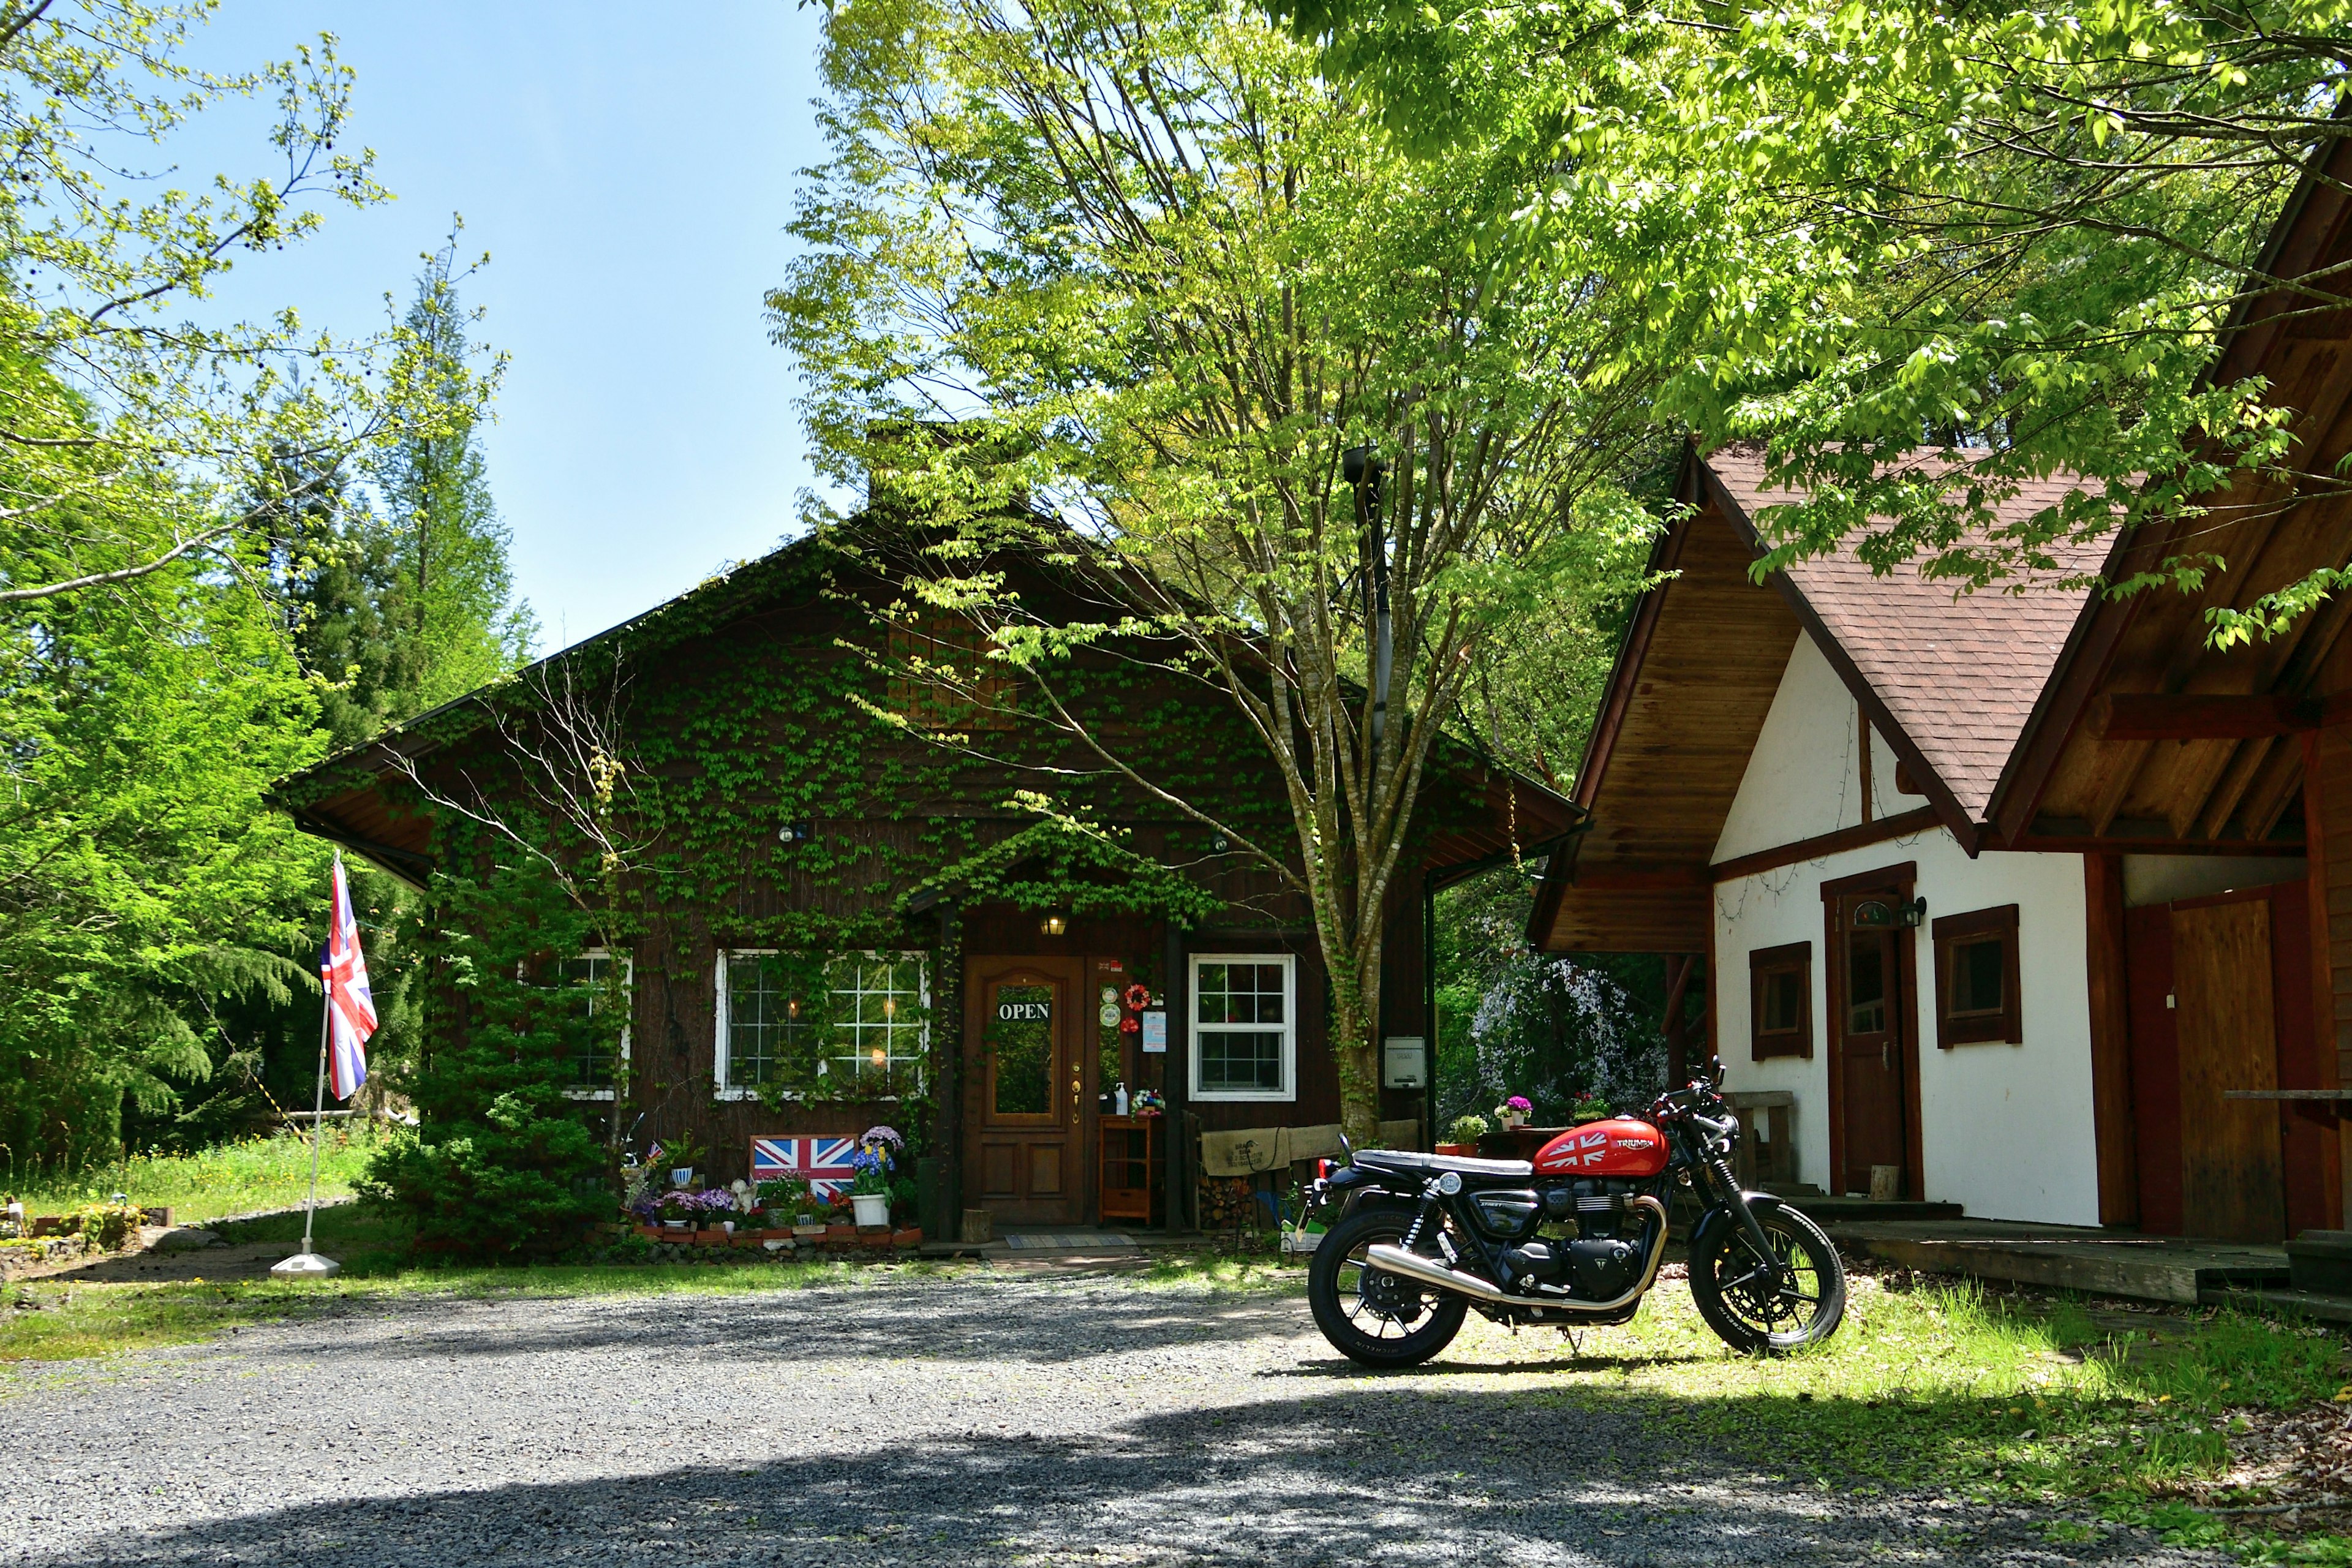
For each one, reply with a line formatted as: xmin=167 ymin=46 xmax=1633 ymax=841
xmin=275 ymin=859 xmax=344 ymax=1278
xmin=303 ymin=979 xmax=330 ymax=1256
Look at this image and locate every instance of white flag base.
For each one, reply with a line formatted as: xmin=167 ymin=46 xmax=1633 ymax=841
xmin=271 ymin=1252 xmax=341 ymax=1278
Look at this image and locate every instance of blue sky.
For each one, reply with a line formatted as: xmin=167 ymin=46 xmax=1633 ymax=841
xmin=183 ymin=1 xmax=839 ymax=650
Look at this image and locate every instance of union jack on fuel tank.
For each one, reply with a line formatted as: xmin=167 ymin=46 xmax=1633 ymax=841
xmin=750 ymin=1136 xmax=858 ymax=1200
xmin=322 ymin=853 xmax=377 ymax=1100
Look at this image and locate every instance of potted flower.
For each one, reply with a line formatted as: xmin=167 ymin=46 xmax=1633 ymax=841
xmin=1438 ymin=1114 xmax=1487 ymax=1156
xmin=1494 ymin=1096 xmax=1532 ymax=1130
xmin=848 ymin=1155 xmax=892 ymax=1228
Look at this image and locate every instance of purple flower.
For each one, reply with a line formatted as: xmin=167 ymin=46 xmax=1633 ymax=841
xmin=862 ymin=1125 xmax=905 ymax=1153
xmin=1506 ymin=1096 xmax=1533 ymax=1113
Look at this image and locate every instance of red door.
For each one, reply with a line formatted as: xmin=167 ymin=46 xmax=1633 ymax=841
xmin=1834 ymin=893 xmax=1910 ymax=1197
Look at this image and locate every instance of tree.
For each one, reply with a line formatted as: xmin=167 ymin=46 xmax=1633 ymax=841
xmin=772 ymin=0 xmax=1663 ymax=1143
xmin=1276 ymin=0 xmax=2352 ymax=635
xmin=373 ymin=232 xmax=533 ymax=709
xmin=0 ymin=2 xmax=494 ymax=608
xmin=0 ymin=352 xmax=329 ymax=1169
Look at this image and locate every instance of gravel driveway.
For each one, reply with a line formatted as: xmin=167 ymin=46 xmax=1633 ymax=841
xmin=1 ymin=1269 xmax=2218 ymax=1566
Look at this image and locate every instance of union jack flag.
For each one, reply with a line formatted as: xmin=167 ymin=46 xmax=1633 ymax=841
xmin=751 ymin=1136 xmax=859 ymax=1200
xmin=322 ymin=853 xmax=377 ymax=1101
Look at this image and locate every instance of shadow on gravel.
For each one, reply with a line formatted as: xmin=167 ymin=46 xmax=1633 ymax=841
xmin=21 ymin=1387 xmax=2162 ymax=1568
xmin=271 ymin=1279 xmax=1306 ymax=1369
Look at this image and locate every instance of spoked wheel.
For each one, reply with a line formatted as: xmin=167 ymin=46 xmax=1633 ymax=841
xmin=1688 ymin=1194 xmax=1846 ymax=1355
xmin=1307 ymin=1205 xmax=1468 ymax=1368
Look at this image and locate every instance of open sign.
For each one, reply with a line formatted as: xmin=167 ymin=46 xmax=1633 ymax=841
xmin=997 ymin=999 xmax=1050 ymax=1022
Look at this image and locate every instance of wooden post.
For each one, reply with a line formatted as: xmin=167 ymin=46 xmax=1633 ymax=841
xmin=2082 ymin=853 xmax=2138 ymax=1226
xmin=1662 ymin=953 xmax=1694 ymax=1086
xmin=2304 ymin=730 xmax=2348 ymax=1230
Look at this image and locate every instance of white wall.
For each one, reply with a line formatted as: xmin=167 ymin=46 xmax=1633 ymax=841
xmin=1709 ymin=631 xmax=2101 ymax=1226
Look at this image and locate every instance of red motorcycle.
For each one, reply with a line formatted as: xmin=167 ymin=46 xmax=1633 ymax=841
xmin=1301 ymin=1061 xmax=1846 ymax=1364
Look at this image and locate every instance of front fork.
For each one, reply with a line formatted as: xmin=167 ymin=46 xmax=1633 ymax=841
xmin=1705 ymin=1153 xmax=1785 ymax=1281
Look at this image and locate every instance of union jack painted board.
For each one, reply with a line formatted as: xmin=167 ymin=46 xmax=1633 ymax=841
xmin=751 ymin=1136 xmax=859 ymax=1200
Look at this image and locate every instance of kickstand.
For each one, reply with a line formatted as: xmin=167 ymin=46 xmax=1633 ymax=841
xmin=1561 ymin=1327 xmax=1583 ymax=1355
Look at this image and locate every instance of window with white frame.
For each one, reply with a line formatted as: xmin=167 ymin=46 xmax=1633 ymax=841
xmin=561 ymin=951 xmax=631 ymax=1099
xmin=715 ymin=950 xmax=929 ymax=1098
xmin=1190 ymin=954 xmax=1295 ymax=1101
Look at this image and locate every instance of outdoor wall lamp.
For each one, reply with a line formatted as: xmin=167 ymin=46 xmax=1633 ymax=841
xmin=1041 ymin=913 xmax=1068 ymax=937
xmin=1852 ymin=897 xmax=1927 ymax=930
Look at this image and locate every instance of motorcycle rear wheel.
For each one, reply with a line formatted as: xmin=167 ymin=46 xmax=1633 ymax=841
xmin=1688 ymin=1194 xmax=1845 ymax=1355
xmin=1308 ymin=1205 xmax=1468 ymax=1369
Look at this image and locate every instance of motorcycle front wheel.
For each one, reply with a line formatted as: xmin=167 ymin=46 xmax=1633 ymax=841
xmin=1688 ymin=1194 xmax=1846 ymax=1355
xmin=1307 ymin=1204 xmax=1468 ymax=1369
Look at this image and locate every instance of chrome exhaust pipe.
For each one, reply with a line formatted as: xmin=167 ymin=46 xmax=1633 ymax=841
xmin=1365 ymin=1242 xmax=1508 ymax=1303
xmin=1362 ymin=1194 xmax=1672 ymax=1313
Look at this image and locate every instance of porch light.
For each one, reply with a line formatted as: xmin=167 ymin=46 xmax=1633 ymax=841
xmin=1041 ymin=913 xmax=1068 ymax=937
xmin=870 ymin=1046 xmax=888 ymax=1068
xmin=1853 ymin=897 xmax=1927 ymax=930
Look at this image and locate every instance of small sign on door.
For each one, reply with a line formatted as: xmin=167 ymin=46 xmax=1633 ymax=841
xmin=997 ymin=998 xmax=1050 ymax=1022
xmin=1140 ymin=1009 xmax=1167 ymax=1053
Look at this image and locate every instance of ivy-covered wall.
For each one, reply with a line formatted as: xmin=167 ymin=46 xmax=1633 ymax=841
xmin=282 ymin=527 xmax=1502 ymax=1204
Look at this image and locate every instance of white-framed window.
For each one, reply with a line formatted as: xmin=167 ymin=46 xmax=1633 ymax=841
xmin=714 ymin=949 xmax=930 ymax=1099
xmin=561 ymin=950 xmax=632 ymax=1101
xmin=1189 ymin=953 xmax=1295 ymax=1102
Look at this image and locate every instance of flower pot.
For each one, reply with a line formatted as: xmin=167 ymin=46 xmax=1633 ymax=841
xmin=851 ymin=1193 xmax=890 ymax=1227
xmin=720 ymin=1220 xmax=736 ymax=1235
xmin=663 ymin=1219 xmax=689 ymax=1231
xmin=1501 ymin=1115 xmax=1526 ymax=1129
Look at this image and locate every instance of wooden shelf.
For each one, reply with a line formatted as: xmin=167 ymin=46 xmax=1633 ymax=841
xmin=1099 ymin=1114 xmax=1155 ymax=1222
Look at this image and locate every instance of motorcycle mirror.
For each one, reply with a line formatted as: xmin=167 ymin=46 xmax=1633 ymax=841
xmin=1710 ymin=1055 xmax=1727 ymax=1089
xmin=1337 ymin=1131 xmax=1354 ymax=1166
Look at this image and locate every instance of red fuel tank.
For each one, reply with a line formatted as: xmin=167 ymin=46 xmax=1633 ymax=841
xmin=1534 ymin=1118 xmax=1668 ymax=1177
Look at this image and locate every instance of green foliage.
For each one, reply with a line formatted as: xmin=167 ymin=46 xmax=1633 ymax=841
xmin=774 ymin=0 xmax=1657 ymax=1142
xmin=371 ymin=232 xmax=536 ymax=709
xmin=1287 ymin=0 xmax=2348 ymax=631
xmin=4 ymin=1128 xmax=378 ymax=1226
xmin=356 ymin=859 xmax=615 ymax=1256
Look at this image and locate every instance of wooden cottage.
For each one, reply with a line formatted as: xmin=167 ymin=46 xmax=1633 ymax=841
xmin=274 ymin=523 xmax=1569 ymax=1234
xmin=1537 ymin=138 xmax=2352 ymax=1243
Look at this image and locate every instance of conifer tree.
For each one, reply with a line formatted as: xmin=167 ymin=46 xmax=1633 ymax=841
xmin=374 ymin=231 xmax=536 ymax=709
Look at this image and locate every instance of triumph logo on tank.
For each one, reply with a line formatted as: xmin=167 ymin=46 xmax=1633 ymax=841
xmin=997 ymin=999 xmax=1050 ymax=1021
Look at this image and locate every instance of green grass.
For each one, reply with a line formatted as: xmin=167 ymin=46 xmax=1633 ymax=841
xmin=1415 ymin=1272 xmax=2352 ymax=1557
xmin=5 ymin=1128 xmax=382 ymax=1225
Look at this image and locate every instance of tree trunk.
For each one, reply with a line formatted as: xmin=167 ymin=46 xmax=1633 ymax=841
xmin=1332 ymin=940 xmax=1384 ymax=1147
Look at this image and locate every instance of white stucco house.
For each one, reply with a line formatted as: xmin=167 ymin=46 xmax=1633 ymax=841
xmin=1531 ymin=443 xmax=2328 ymax=1241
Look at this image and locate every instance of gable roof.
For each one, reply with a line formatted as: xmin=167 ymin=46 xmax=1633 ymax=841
xmin=274 ymin=521 xmax=1575 ymax=891
xmin=1705 ymin=446 xmax=2106 ymax=827
xmin=1532 ymin=443 xmax=2106 ymax=952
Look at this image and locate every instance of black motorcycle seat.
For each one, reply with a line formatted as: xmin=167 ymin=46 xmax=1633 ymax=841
xmin=1354 ymin=1148 xmax=1534 ymax=1180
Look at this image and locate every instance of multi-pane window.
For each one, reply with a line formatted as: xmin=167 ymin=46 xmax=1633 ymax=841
xmin=561 ymin=951 xmax=630 ymax=1098
xmin=717 ymin=951 xmax=929 ymax=1096
xmin=1747 ymin=942 xmax=1812 ymax=1061
xmin=1932 ymin=905 xmax=2022 ymax=1047
xmin=830 ymin=953 xmax=927 ymax=1093
xmin=1191 ymin=954 xmax=1294 ymax=1101
xmin=720 ymin=953 xmax=821 ymax=1090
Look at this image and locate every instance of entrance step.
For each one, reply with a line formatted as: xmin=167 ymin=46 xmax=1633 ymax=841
xmin=1833 ymin=1219 xmax=2289 ymax=1305
xmin=2204 ymin=1285 xmax=2352 ymax=1324
xmin=1785 ymin=1196 xmax=1964 ymax=1224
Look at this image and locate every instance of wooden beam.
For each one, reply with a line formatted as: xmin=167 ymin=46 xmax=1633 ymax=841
xmin=1572 ymin=866 xmax=1710 ymax=891
xmin=2197 ymin=736 xmax=2274 ymax=841
xmin=2083 ymin=853 xmax=2138 ymax=1227
xmin=1709 ymin=805 xmax=1943 ymax=884
xmin=2098 ymin=692 xmax=2322 ymax=741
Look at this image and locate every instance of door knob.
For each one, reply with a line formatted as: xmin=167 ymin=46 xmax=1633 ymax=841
xmin=1882 ymin=1042 xmax=1892 ymax=1071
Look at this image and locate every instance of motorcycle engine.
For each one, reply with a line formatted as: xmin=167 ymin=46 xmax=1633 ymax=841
xmin=1498 ymin=1180 xmax=1647 ymax=1298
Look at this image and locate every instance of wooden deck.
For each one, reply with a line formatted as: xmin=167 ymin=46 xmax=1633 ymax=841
xmin=1826 ymin=1217 xmax=2290 ymax=1305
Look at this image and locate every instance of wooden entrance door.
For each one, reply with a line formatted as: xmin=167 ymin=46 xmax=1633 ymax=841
xmin=1833 ymin=889 xmax=1911 ymax=1197
xmin=2173 ymin=896 xmax=2286 ymax=1243
xmin=965 ymin=956 xmax=1085 ymax=1225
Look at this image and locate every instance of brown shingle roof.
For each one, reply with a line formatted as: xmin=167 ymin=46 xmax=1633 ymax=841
xmin=1705 ymin=445 xmax=2108 ymax=823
